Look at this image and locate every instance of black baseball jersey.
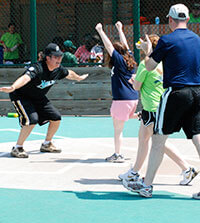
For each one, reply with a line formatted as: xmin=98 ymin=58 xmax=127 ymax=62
xmin=10 ymin=61 xmax=69 ymax=100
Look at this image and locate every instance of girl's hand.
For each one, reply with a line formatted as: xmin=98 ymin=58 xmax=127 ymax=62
xmin=95 ymin=23 xmax=103 ymax=32
xmin=115 ymin=21 xmax=123 ymax=30
xmin=144 ymin=34 xmax=153 ymax=56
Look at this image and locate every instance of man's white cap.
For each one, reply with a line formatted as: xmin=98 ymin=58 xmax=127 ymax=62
xmin=167 ymin=4 xmax=189 ymax=20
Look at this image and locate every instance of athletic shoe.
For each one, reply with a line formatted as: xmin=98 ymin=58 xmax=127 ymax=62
xmin=40 ymin=142 xmax=61 ymax=153
xmin=192 ymin=192 xmax=200 ymax=200
xmin=118 ymin=168 xmax=139 ymax=181
xmin=11 ymin=147 xmax=29 ymax=158
xmin=105 ymin=153 xmax=124 ymax=163
xmin=179 ymin=167 xmax=199 ymax=185
xmin=122 ymin=178 xmax=153 ymax=198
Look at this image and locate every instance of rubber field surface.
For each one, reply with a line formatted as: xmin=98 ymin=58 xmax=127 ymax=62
xmin=0 ymin=116 xmax=199 ymax=223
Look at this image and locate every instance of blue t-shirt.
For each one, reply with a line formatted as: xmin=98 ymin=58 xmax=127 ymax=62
xmin=150 ymin=29 xmax=200 ymax=88
xmin=111 ymin=50 xmax=138 ymax=100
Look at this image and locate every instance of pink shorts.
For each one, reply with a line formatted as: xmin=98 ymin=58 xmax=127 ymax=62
xmin=110 ymin=100 xmax=138 ymax=121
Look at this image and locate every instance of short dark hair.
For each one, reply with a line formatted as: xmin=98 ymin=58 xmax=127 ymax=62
xmin=8 ymin=23 xmax=15 ymax=28
xmin=92 ymin=34 xmax=101 ymax=44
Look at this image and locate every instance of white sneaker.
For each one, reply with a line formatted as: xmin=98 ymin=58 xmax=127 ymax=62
xmin=192 ymin=192 xmax=200 ymax=200
xmin=105 ymin=153 xmax=124 ymax=163
xmin=118 ymin=168 xmax=139 ymax=181
xmin=179 ymin=167 xmax=199 ymax=185
xmin=40 ymin=142 xmax=61 ymax=153
xmin=11 ymin=147 xmax=29 ymax=158
xmin=122 ymin=178 xmax=153 ymax=198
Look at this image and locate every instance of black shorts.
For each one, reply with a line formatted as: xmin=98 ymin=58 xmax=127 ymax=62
xmin=141 ymin=110 xmax=156 ymax=127
xmin=154 ymin=86 xmax=200 ymax=139
xmin=11 ymin=96 xmax=61 ymax=126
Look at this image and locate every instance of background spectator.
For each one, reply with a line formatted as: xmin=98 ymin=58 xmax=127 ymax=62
xmin=0 ymin=23 xmax=23 ymax=64
xmin=75 ymin=34 xmax=92 ymax=64
xmin=189 ymin=3 xmax=200 ymax=23
xmin=37 ymin=51 xmax=44 ymax=62
xmin=62 ymin=40 xmax=78 ymax=66
xmin=0 ymin=40 xmax=6 ymax=64
xmin=89 ymin=34 xmax=104 ymax=66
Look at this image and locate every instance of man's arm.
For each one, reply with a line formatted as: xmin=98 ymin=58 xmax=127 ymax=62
xmin=0 ymin=73 xmax=31 ymax=93
xmin=145 ymin=56 xmax=158 ymax=71
xmin=66 ymin=70 xmax=88 ymax=81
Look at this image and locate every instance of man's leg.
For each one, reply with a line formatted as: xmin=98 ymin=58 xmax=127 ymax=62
xmin=16 ymin=125 xmax=36 ymax=145
xmin=144 ymin=134 xmax=168 ymax=186
xmin=45 ymin=120 xmax=60 ymax=141
xmin=11 ymin=124 xmax=36 ymax=158
xmin=192 ymin=134 xmax=200 ymax=157
xmin=40 ymin=120 xmax=61 ymax=153
xmin=190 ymin=134 xmax=200 ymax=199
xmin=122 ymin=134 xmax=168 ymax=197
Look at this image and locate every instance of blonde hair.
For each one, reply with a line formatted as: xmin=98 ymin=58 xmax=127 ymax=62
xmin=148 ymin=34 xmax=160 ymax=49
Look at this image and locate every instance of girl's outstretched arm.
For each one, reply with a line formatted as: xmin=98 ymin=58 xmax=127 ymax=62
xmin=95 ymin=23 xmax=114 ymax=57
xmin=115 ymin=21 xmax=129 ymax=50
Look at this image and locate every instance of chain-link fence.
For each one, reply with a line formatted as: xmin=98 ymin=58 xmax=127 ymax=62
xmin=0 ymin=0 xmax=199 ymax=66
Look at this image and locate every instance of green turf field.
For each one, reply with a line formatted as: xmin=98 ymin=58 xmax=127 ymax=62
xmin=0 ymin=116 xmax=197 ymax=223
xmin=0 ymin=188 xmax=199 ymax=223
xmin=0 ymin=116 xmax=186 ymax=143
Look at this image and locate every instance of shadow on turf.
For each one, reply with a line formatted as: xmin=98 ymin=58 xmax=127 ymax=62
xmin=75 ymin=178 xmax=122 ymax=185
xmin=62 ymin=190 xmax=193 ymax=200
xmin=74 ymin=178 xmax=184 ymax=187
xmin=30 ymin=158 xmax=113 ymax=163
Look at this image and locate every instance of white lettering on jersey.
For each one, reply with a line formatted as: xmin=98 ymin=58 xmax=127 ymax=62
xmin=37 ymin=80 xmax=56 ymax=89
xmin=28 ymin=67 xmax=35 ymax=71
xmin=111 ymin=66 xmax=114 ymax=77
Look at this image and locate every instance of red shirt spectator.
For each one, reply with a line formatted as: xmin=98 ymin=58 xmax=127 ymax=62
xmin=74 ymin=45 xmax=91 ymax=63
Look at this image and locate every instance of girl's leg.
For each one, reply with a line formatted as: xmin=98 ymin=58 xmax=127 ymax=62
xmin=164 ymin=141 xmax=189 ymax=171
xmin=113 ymin=118 xmax=125 ymax=154
xmin=132 ymin=121 xmax=153 ymax=172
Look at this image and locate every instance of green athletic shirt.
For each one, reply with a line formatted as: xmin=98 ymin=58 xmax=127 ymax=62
xmin=0 ymin=32 xmax=23 ymax=60
xmin=135 ymin=60 xmax=164 ymax=112
xmin=61 ymin=52 xmax=78 ymax=66
xmin=189 ymin=13 xmax=200 ymax=23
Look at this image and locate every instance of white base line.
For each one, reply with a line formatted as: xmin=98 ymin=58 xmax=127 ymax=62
xmin=0 ymin=153 xmax=98 ymax=174
xmin=0 ymin=128 xmax=69 ymax=139
xmin=0 ymin=129 xmax=199 ymax=162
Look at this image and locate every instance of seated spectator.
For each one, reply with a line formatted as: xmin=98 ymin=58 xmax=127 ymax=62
xmin=75 ymin=34 xmax=92 ymax=64
xmin=37 ymin=51 xmax=44 ymax=62
xmin=0 ymin=23 xmax=23 ymax=64
xmin=189 ymin=3 xmax=200 ymax=23
xmin=0 ymin=40 xmax=5 ymax=64
xmin=89 ymin=34 xmax=104 ymax=66
xmin=62 ymin=40 xmax=78 ymax=66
